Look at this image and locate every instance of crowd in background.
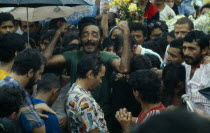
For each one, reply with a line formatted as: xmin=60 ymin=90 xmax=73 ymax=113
xmin=0 ymin=0 xmax=210 ymax=133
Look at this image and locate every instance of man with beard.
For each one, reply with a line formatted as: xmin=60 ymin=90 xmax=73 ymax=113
xmin=43 ymin=21 xmax=130 ymax=132
xmin=182 ymin=30 xmax=210 ymax=115
xmin=0 ymin=49 xmax=55 ymax=133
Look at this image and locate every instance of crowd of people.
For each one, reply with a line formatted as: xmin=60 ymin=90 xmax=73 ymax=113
xmin=0 ymin=0 xmax=210 ymax=133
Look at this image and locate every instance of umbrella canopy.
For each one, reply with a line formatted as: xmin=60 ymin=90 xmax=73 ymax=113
xmin=0 ymin=6 xmax=89 ymax=22
xmin=0 ymin=0 xmax=91 ymax=7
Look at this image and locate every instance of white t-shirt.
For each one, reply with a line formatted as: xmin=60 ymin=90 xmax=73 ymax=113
xmin=160 ymin=4 xmax=176 ymax=20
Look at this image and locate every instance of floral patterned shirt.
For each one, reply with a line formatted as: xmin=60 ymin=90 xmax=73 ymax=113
xmin=65 ymin=83 xmax=108 ymax=133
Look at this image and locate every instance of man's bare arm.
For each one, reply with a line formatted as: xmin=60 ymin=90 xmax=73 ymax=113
xmin=101 ymin=3 xmax=109 ymax=40
xmin=32 ymin=126 xmax=46 ymax=133
xmin=42 ymin=24 xmax=70 ymax=66
xmin=112 ymin=21 xmax=131 ymax=73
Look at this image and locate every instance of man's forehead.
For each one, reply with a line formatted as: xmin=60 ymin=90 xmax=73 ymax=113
xmin=175 ymin=24 xmax=190 ymax=30
xmin=183 ymin=41 xmax=198 ymax=47
xmin=82 ymin=25 xmax=99 ymax=32
xmin=0 ymin=21 xmax=14 ymax=26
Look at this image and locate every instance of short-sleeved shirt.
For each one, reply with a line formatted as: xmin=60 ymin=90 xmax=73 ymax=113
xmin=137 ymin=103 xmax=165 ymax=124
xmin=0 ymin=69 xmax=9 ymax=80
xmin=32 ymin=98 xmax=62 ymax=133
xmin=66 ymin=83 xmax=108 ymax=133
xmin=0 ymin=76 xmax=45 ymax=132
xmin=62 ymin=50 xmax=119 ymax=117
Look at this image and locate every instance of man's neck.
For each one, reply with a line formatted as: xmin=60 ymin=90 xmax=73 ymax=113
xmin=140 ymin=101 xmax=160 ymax=114
xmin=75 ymin=79 xmax=89 ymax=92
xmin=9 ymin=72 xmax=28 ymax=88
xmin=35 ymin=93 xmax=51 ymax=106
xmin=0 ymin=61 xmax=13 ymax=74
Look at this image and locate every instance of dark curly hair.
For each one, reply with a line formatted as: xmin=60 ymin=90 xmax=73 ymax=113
xmin=76 ymin=55 xmax=104 ymax=79
xmin=184 ymin=30 xmax=209 ymax=51
xmin=0 ymin=84 xmax=25 ymax=117
xmin=130 ymin=55 xmax=152 ymax=73
xmin=129 ymin=70 xmax=161 ymax=103
xmin=0 ymin=33 xmax=25 ymax=63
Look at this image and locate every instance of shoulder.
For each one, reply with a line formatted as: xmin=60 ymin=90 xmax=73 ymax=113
xmin=99 ymin=51 xmax=120 ymax=63
xmin=62 ymin=50 xmax=82 ymax=58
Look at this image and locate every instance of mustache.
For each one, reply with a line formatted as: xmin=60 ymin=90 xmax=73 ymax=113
xmin=84 ymin=41 xmax=95 ymax=46
xmin=184 ymin=55 xmax=193 ymax=60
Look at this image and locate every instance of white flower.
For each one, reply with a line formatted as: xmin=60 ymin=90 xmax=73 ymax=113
xmin=195 ymin=1 xmax=203 ymax=8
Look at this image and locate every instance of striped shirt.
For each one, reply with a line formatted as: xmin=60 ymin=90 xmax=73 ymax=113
xmin=137 ymin=103 xmax=165 ymax=124
xmin=0 ymin=76 xmax=44 ymax=132
xmin=183 ymin=63 xmax=210 ymax=115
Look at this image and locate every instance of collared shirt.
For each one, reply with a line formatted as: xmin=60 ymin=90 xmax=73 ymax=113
xmin=0 ymin=76 xmax=44 ymax=132
xmin=65 ymin=83 xmax=108 ymax=133
xmin=183 ymin=63 xmax=210 ymax=115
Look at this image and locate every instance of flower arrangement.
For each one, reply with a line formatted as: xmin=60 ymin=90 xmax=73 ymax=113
xmin=110 ymin=0 xmax=144 ymax=23
xmin=193 ymin=12 xmax=210 ymax=34
xmin=163 ymin=15 xmax=185 ymax=32
xmin=191 ymin=0 xmax=203 ymax=10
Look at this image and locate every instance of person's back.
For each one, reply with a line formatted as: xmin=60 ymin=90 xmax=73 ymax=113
xmin=0 ymin=33 xmax=25 ymax=80
xmin=33 ymin=73 xmax=62 ymax=133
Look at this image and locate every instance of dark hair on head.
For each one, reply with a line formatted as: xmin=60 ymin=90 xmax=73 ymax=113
xmin=200 ymin=3 xmax=210 ymax=12
xmin=184 ymin=30 xmax=209 ymax=50
xmin=0 ymin=33 xmax=26 ymax=63
xmin=0 ymin=13 xmax=14 ymax=26
xmin=37 ymin=73 xmax=61 ymax=93
xmin=145 ymin=54 xmax=161 ymax=69
xmin=142 ymin=41 xmax=164 ymax=58
xmin=170 ymin=38 xmax=184 ymax=57
xmin=49 ymin=18 xmax=66 ymax=29
xmin=11 ymin=48 xmax=46 ymax=75
xmin=162 ymin=62 xmax=186 ymax=96
xmin=133 ymin=109 xmax=210 ymax=133
xmin=40 ymin=30 xmax=56 ymax=44
xmin=175 ymin=17 xmax=194 ymax=31
xmin=62 ymin=32 xmax=79 ymax=47
xmin=76 ymin=55 xmax=104 ymax=79
xmin=153 ymin=36 xmax=168 ymax=56
xmin=102 ymin=37 xmax=113 ymax=50
xmin=22 ymin=32 xmax=40 ymax=49
xmin=147 ymin=20 xmax=168 ymax=38
xmin=78 ymin=17 xmax=98 ymax=30
xmin=168 ymin=30 xmax=175 ymax=38
xmin=129 ymin=70 xmax=161 ymax=103
xmin=79 ymin=23 xmax=103 ymax=38
xmin=0 ymin=117 xmax=22 ymax=133
xmin=130 ymin=55 xmax=152 ymax=73
xmin=0 ymin=84 xmax=25 ymax=117
xmin=129 ymin=22 xmax=148 ymax=37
